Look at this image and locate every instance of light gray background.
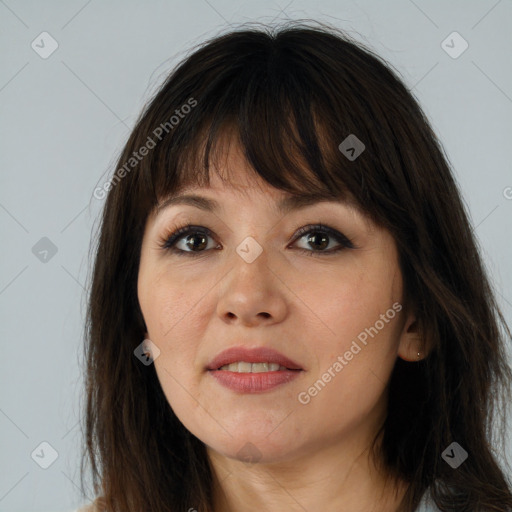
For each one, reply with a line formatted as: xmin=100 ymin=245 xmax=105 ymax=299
xmin=1 ymin=1 xmax=511 ymax=511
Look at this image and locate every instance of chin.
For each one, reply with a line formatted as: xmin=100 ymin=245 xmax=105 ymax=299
xmin=202 ymin=428 xmax=304 ymax=465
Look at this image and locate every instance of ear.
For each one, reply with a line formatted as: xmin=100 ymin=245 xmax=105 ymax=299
xmin=397 ymin=310 xmax=425 ymax=362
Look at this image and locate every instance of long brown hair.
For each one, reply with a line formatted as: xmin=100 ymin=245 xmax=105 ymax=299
xmin=80 ymin=21 xmax=512 ymax=511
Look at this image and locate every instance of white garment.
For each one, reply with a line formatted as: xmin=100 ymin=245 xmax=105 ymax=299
xmin=415 ymin=488 xmax=442 ymax=511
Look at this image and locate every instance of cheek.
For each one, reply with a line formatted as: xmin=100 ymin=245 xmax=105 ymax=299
xmin=138 ymin=268 xmax=220 ymax=384
xmin=142 ymin=277 xmax=206 ymax=407
xmin=305 ymin=275 xmax=403 ymax=394
xmin=310 ymin=266 xmax=399 ymax=339
xmin=300 ymin=311 xmax=402 ymax=428
xmin=139 ymin=264 xmax=201 ymax=335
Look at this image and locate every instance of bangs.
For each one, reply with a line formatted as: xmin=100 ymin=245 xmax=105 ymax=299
xmin=134 ymin=29 xmax=393 ymax=221
xmin=160 ymin=113 xmax=358 ymax=207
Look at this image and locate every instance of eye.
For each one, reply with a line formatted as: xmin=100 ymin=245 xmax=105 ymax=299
xmin=158 ymin=222 xmax=355 ymax=257
xmin=158 ymin=223 xmax=219 ymax=256
xmin=291 ymin=223 xmax=355 ymax=257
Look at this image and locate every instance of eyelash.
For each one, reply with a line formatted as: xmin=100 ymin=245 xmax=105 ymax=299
xmin=158 ymin=222 xmax=356 ymax=258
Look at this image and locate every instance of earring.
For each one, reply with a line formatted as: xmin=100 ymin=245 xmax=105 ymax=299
xmin=417 ymin=351 xmax=421 ymax=359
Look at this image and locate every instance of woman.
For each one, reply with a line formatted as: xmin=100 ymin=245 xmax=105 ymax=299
xmin=79 ymin=21 xmax=512 ymax=512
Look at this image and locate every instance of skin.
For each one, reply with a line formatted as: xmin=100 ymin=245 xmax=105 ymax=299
xmin=137 ymin=141 xmax=424 ymax=512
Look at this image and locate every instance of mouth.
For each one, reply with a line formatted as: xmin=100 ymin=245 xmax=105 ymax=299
xmin=216 ymin=362 xmax=298 ymax=372
xmin=206 ymin=346 xmax=303 ymax=372
xmin=206 ymin=346 xmax=303 ymax=393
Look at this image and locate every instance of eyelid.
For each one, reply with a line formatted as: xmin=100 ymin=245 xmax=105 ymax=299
xmin=158 ymin=221 xmax=357 ymax=256
xmin=158 ymin=223 xmax=214 ymax=250
xmin=292 ymin=223 xmax=355 ymax=249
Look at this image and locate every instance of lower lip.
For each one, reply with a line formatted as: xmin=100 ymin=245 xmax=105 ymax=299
xmin=208 ymin=369 xmax=302 ymax=393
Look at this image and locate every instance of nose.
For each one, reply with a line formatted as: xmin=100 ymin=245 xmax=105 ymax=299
xmin=215 ymin=243 xmax=288 ymax=327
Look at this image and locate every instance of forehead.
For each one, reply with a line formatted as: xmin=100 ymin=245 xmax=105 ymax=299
xmin=155 ymin=131 xmax=366 ymax=220
xmin=156 ymin=189 xmax=359 ymax=217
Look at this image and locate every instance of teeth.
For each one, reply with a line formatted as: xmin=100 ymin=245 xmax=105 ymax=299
xmin=219 ymin=362 xmax=288 ymax=372
xmin=252 ymin=362 xmax=268 ymax=373
xmin=238 ymin=362 xmax=252 ymax=373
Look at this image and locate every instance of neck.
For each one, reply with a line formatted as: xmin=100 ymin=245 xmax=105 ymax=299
xmin=207 ymin=423 xmax=408 ymax=512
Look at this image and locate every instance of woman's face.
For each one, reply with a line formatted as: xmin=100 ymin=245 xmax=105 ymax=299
xmin=137 ymin=142 xmax=418 ymax=465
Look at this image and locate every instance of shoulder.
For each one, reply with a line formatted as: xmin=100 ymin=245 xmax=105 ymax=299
xmin=415 ymin=488 xmax=441 ymax=512
xmin=75 ymin=497 xmax=106 ymax=512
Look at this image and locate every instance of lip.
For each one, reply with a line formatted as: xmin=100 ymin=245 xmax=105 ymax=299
xmin=206 ymin=346 xmax=303 ymax=371
xmin=209 ymin=370 xmax=301 ymax=393
xmin=206 ymin=346 xmax=304 ymax=393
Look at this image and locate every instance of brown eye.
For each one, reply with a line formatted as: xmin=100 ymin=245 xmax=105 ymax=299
xmin=160 ymin=224 xmax=219 ymax=256
xmin=291 ymin=224 xmax=355 ymax=257
xmin=160 ymin=222 xmax=355 ymax=258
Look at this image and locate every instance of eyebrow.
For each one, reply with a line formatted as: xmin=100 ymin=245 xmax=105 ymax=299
xmin=156 ymin=193 xmax=354 ymax=215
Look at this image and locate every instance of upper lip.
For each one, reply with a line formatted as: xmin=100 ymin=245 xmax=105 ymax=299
xmin=206 ymin=346 xmax=303 ymax=371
